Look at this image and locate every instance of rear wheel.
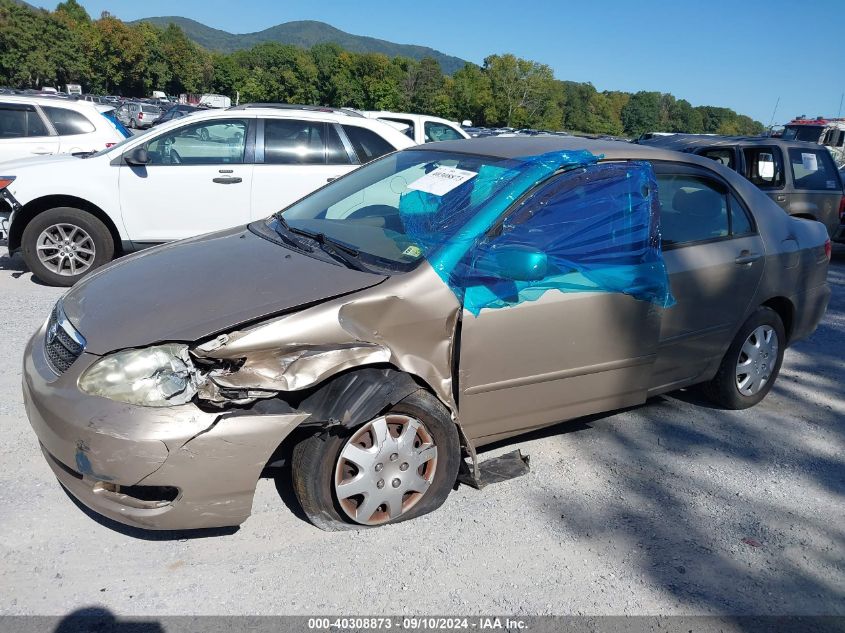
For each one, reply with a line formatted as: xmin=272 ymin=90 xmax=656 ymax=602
xmin=21 ymin=207 xmax=114 ymax=287
xmin=701 ymin=306 xmax=785 ymax=409
xmin=291 ymin=389 xmax=460 ymax=530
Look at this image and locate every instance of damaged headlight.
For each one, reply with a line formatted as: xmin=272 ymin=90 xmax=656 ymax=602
xmin=78 ymin=344 xmax=198 ymax=407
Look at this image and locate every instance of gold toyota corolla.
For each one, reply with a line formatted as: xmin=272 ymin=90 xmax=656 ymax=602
xmin=23 ymin=137 xmax=831 ymax=531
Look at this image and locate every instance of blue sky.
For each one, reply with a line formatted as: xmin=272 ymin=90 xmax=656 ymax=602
xmin=35 ymin=0 xmax=845 ymax=125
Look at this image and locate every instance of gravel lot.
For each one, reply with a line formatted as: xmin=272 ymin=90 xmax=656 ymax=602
xmin=0 ymin=245 xmax=843 ymax=617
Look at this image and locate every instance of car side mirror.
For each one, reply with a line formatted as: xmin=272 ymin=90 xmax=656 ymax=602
xmin=124 ymin=147 xmax=150 ymax=166
xmin=474 ymin=244 xmax=548 ymax=282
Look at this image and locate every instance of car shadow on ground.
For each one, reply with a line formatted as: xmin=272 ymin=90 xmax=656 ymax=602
xmin=52 ymin=607 xmax=163 ymax=633
xmin=0 ymin=249 xmax=52 ymax=285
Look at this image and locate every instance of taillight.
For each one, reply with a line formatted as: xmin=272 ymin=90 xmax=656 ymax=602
xmin=138 ymin=112 xmax=143 ymax=120
xmin=839 ymin=195 xmax=845 ymax=221
xmin=105 ymin=143 xmax=116 ymax=148
xmin=0 ymin=176 xmax=15 ymax=190
xmin=824 ymin=238 xmax=832 ymax=261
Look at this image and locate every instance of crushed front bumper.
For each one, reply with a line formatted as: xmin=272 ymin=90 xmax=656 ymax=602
xmin=23 ymin=321 xmax=307 ymax=530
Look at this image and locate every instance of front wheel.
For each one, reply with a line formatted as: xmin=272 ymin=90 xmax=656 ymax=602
xmin=291 ymin=389 xmax=461 ymax=530
xmin=700 ymin=306 xmax=785 ymax=409
xmin=21 ymin=207 xmax=115 ymax=287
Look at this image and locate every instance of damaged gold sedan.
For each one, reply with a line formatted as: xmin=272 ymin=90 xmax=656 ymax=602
xmin=23 ymin=137 xmax=831 ymax=530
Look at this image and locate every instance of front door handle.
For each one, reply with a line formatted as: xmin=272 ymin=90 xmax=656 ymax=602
xmin=212 ymin=176 xmax=242 ymax=184
xmin=735 ymin=251 xmax=762 ymax=265
xmin=776 ymin=195 xmax=786 ymax=202
xmin=326 ymin=175 xmax=342 ymax=182
xmin=31 ymin=148 xmax=52 ymax=155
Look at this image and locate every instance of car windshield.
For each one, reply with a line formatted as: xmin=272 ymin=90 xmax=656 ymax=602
xmin=271 ymin=149 xmax=533 ymax=271
xmin=782 ymin=126 xmax=824 ymax=142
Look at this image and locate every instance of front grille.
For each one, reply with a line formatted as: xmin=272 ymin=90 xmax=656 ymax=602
xmin=44 ymin=305 xmax=84 ymax=375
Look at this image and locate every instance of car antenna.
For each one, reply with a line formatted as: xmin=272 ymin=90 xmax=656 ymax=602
xmin=768 ymin=96 xmax=780 ymax=129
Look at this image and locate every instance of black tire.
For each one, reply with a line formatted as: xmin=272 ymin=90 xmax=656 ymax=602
xmin=700 ymin=306 xmax=785 ymax=409
xmin=291 ymin=389 xmax=461 ymax=531
xmin=21 ymin=207 xmax=115 ymax=287
xmin=129 ymin=118 xmax=136 ymax=129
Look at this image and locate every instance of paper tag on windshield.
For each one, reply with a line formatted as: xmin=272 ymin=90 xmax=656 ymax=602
xmin=801 ymin=153 xmax=818 ymax=172
xmin=407 ymin=167 xmax=477 ymax=196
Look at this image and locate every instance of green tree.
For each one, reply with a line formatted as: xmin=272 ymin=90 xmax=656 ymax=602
xmin=484 ymin=53 xmax=555 ymax=127
xmin=621 ymin=91 xmax=661 ymax=136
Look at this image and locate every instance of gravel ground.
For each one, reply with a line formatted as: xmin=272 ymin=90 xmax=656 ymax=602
xmin=0 ymin=246 xmax=843 ymax=617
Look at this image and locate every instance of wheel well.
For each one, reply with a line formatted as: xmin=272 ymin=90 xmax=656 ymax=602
xmin=791 ymin=212 xmax=818 ymax=222
xmin=762 ymin=297 xmax=794 ymax=343
xmin=8 ymin=195 xmax=122 ymax=254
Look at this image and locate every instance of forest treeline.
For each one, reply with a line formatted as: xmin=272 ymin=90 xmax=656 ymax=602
xmin=0 ymin=0 xmax=765 ymax=137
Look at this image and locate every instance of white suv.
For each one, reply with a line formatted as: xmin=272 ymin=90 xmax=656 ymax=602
xmin=362 ymin=111 xmax=469 ymax=145
xmin=0 ymin=95 xmax=127 ymax=163
xmin=1 ymin=104 xmax=415 ymax=286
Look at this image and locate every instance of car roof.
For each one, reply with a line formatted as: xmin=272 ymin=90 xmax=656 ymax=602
xmin=0 ymin=94 xmax=99 ymax=110
xmin=365 ymin=111 xmax=460 ymax=126
xmin=638 ymin=133 xmax=826 ymax=151
xmin=414 ymin=136 xmax=694 ymax=162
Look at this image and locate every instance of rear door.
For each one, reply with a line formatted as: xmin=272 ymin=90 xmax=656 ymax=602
xmin=783 ymin=146 xmax=842 ymax=237
xmin=251 ymin=118 xmax=358 ymax=218
xmin=650 ymin=163 xmax=765 ymax=392
xmin=0 ymin=102 xmax=58 ymax=162
xmin=40 ymin=105 xmax=98 ymax=154
xmin=119 ymin=116 xmax=255 ymax=243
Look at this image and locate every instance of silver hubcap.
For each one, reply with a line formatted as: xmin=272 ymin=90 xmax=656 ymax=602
xmin=334 ymin=414 xmax=438 ymax=526
xmin=35 ymin=223 xmax=96 ymax=276
xmin=736 ymin=325 xmax=778 ymax=396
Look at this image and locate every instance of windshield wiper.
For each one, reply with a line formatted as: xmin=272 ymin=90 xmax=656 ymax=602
xmin=283 ymin=223 xmax=370 ymax=272
xmin=271 ymin=216 xmax=314 ymax=252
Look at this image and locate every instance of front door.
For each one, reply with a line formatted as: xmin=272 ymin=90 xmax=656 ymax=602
xmin=457 ymin=162 xmax=666 ymax=444
xmin=119 ymin=117 xmax=255 ymax=243
xmin=650 ymin=164 xmax=765 ymax=392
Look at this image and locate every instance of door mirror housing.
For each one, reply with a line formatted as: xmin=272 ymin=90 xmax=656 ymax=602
xmin=124 ymin=147 xmax=150 ymax=166
xmin=474 ymin=244 xmax=548 ymax=282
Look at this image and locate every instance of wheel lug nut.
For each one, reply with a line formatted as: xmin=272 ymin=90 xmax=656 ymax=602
xmin=377 ymin=479 xmax=385 ymax=489
xmin=389 ymin=453 xmax=398 ymax=462
xmin=375 ymin=463 xmax=383 ymax=472
xmin=400 ymin=462 xmax=409 ymax=471
xmin=391 ymin=478 xmax=401 ymax=488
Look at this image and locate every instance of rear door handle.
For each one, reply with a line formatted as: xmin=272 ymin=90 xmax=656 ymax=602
xmin=31 ymin=148 xmax=52 ymax=155
xmin=212 ymin=176 xmax=242 ymax=184
xmin=776 ymin=195 xmax=786 ymax=202
xmin=326 ymin=175 xmax=342 ymax=182
xmin=735 ymin=251 xmax=762 ymax=265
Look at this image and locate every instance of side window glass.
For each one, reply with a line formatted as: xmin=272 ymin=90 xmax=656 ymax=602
xmin=264 ymin=119 xmax=325 ymax=165
xmin=701 ymin=149 xmax=735 ymax=170
xmin=341 ymin=125 xmax=395 ymax=163
xmin=462 ymin=161 xmax=672 ymax=312
xmin=382 ymin=118 xmax=415 ymax=140
xmin=788 ymin=148 xmax=838 ymax=190
xmin=729 ymin=194 xmax=753 ymax=235
xmin=42 ymin=106 xmax=95 ymax=135
xmin=656 ymin=174 xmax=729 ymax=246
xmin=424 ymin=122 xmax=463 ymax=143
xmin=326 ymin=125 xmax=352 ymax=165
xmin=743 ymin=147 xmax=783 ymax=187
xmin=0 ymin=105 xmax=49 ymax=138
xmin=145 ymin=119 xmax=247 ymax=165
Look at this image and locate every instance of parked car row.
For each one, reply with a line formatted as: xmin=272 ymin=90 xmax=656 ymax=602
xmin=638 ymin=134 xmax=845 ymax=241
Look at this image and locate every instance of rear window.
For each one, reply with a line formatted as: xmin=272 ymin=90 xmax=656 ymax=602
xmin=141 ymin=106 xmax=160 ymax=114
xmin=782 ymin=126 xmax=824 ymax=143
xmin=42 ymin=106 xmax=95 ymax=135
xmin=787 ymin=148 xmax=840 ymax=190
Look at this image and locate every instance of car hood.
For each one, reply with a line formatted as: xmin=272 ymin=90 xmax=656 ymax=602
xmin=62 ymin=226 xmax=388 ymax=355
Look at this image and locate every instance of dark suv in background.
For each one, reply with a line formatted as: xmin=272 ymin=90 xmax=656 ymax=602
xmin=640 ymin=135 xmax=845 ymax=241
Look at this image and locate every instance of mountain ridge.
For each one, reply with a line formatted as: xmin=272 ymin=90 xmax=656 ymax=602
xmin=132 ymin=17 xmax=468 ymax=74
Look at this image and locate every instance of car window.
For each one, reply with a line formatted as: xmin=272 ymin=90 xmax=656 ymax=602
xmin=145 ymin=119 xmax=247 ymax=165
xmin=424 ymin=121 xmax=464 ymax=143
xmin=341 ymin=125 xmax=395 ymax=163
xmin=380 ymin=117 xmax=415 ymax=140
xmin=743 ymin=147 xmax=783 ymax=187
xmin=0 ymin=104 xmax=49 ymax=138
xmin=42 ymin=106 xmax=96 ymax=136
xmin=729 ymin=193 xmax=754 ymax=235
xmin=264 ymin=119 xmax=325 ymax=165
xmin=656 ymin=174 xmax=729 ymax=246
xmin=782 ymin=126 xmax=823 ymax=143
xmin=700 ymin=148 xmax=735 ymax=169
xmin=787 ymin=148 xmax=840 ymax=190
xmin=141 ymin=106 xmax=161 ymax=114
xmin=326 ymin=125 xmax=352 ymax=165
